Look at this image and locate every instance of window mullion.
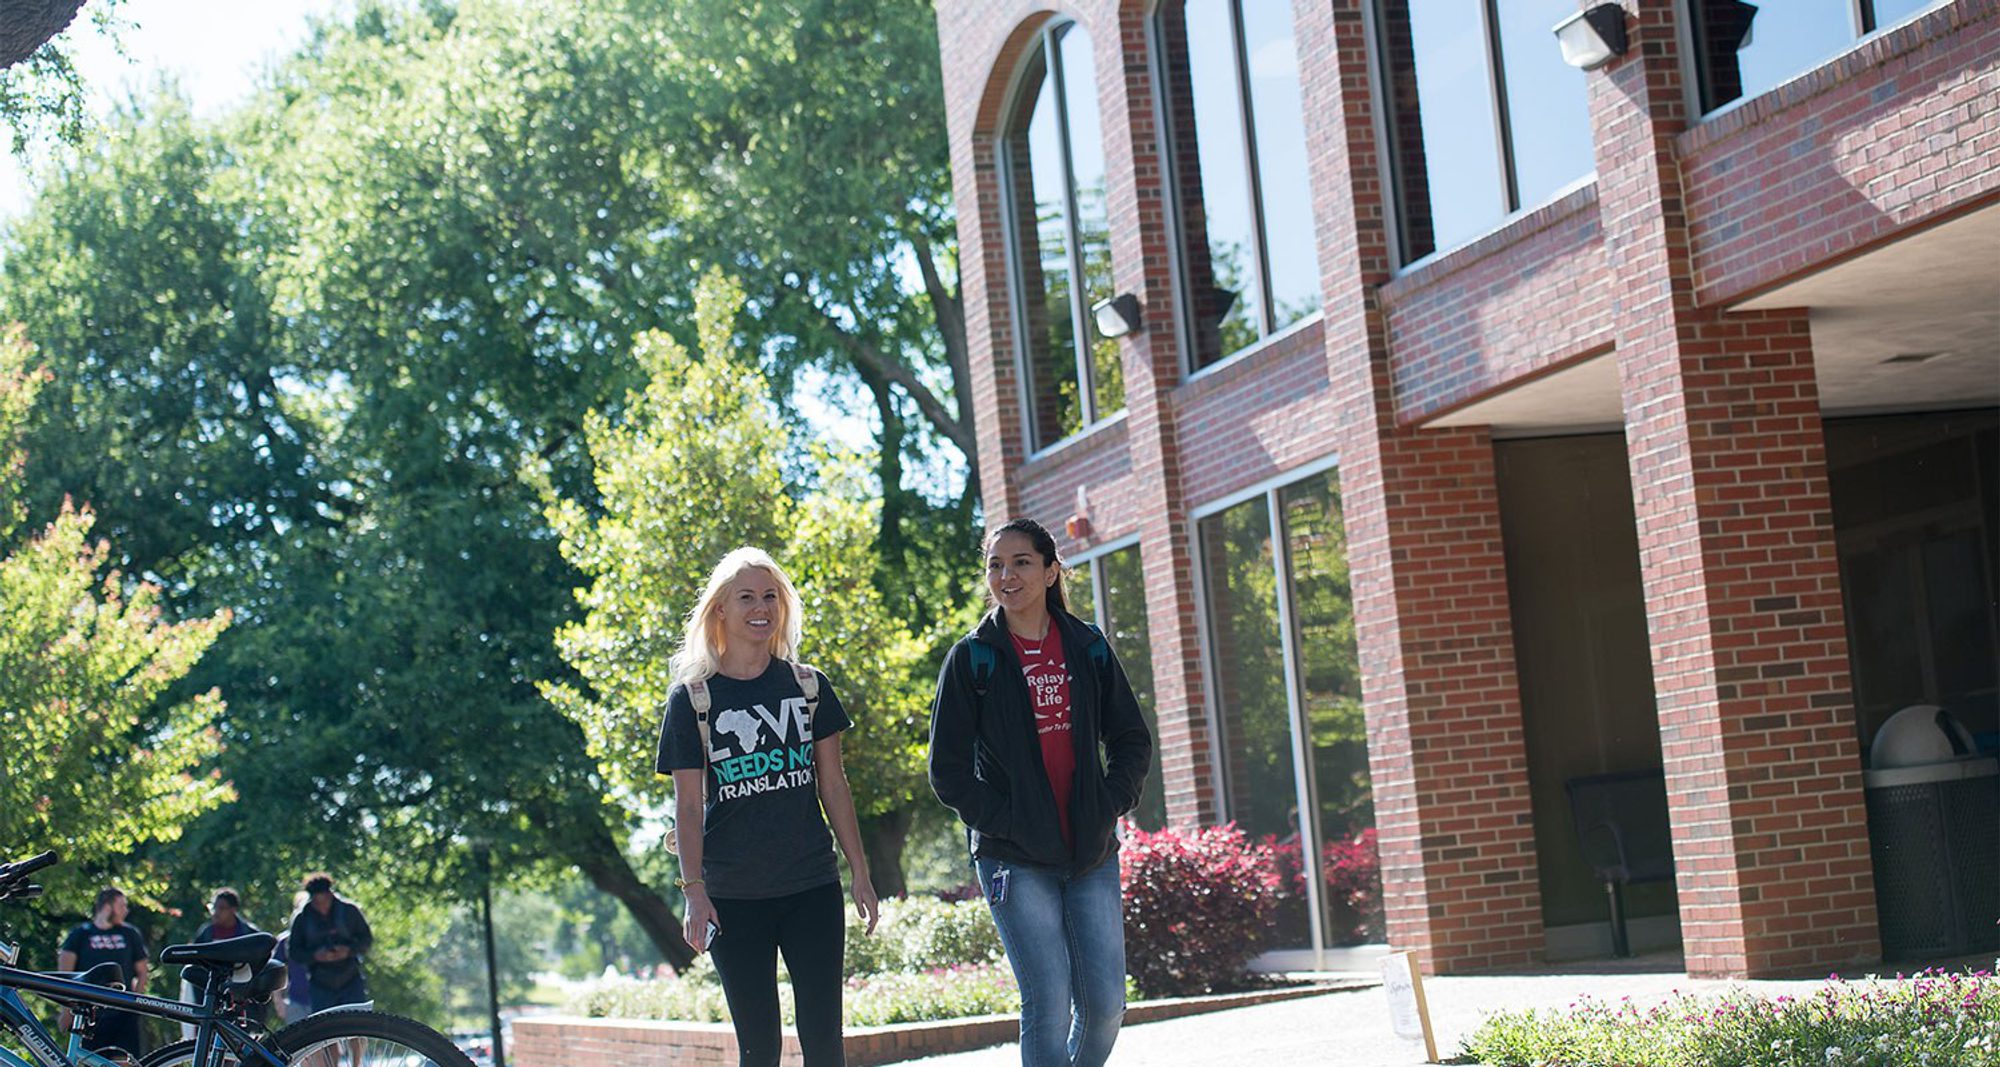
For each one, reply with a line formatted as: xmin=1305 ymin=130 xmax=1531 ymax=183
xmin=1480 ymin=0 xmax=1519 ymax=212
xmin=1227 ymin=0 xmax=1275 ymax=338
xmin=1048 ymin=27 xmax=1099 ymax=426
xmin=1268 ymin=488 xmax=1329 ymax=966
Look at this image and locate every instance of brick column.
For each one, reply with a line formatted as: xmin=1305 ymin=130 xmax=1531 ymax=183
xmin=1097 ymin=5 xmax=1221 ymax=827
xmin=937 ymin=3 xmax=1224 ymax=826
xmin=1592 ymin=1 xmax=1879 ymax=978
xmin=938 ymin=13 xmax=1049 ymax=521
xmin=1301 ymin=0 xmax=1544 ymax=973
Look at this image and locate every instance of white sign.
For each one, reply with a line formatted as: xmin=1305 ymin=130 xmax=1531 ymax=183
xmin=1381 ymin=951 xmax=1439 ymax=1061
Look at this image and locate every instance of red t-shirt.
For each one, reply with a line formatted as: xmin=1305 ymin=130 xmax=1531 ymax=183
xmin=1011 ymin=626 xmax=1076 ymax=853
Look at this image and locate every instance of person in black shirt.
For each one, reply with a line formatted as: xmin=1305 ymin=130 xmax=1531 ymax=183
xmin=656 ymin=547 xmax=879 ymax=1067
xmin=286 ymin=872 xmax=374 ymax=1013
xmin=58 ymin=886 xmax=151 ymax=1057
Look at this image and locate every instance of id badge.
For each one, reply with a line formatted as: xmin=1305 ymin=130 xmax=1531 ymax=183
xmin=988 ymin=866 xmax=1010 ymax=905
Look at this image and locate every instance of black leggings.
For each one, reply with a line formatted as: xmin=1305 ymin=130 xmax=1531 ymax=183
xmin=709 ymin=882 xmax=846 ymax=1067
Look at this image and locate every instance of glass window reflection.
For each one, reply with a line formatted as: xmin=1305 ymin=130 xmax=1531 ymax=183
xmin=1101 ymin=546 xmax=1166 ymax=830
xmin=1003 ymin=21 xmax=1123 ymax=452
xmin=1157 ymin=0 xmax=1320 ymax=370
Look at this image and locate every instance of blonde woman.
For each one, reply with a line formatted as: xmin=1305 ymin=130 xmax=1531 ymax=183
xmin=655 ymin=547 xmax=879 ymax=1067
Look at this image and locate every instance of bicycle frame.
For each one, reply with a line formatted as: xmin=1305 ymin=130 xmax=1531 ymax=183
xmin=0 ymin=963 xmax=283 ymax=1067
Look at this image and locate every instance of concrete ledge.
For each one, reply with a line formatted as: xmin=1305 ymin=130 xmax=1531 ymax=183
xmin=512 ymin=982 xmax=1369 ymax=1066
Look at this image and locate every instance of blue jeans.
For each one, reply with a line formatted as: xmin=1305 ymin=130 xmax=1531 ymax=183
xmin=976 ymin=854 xmax=1125 ymax=1067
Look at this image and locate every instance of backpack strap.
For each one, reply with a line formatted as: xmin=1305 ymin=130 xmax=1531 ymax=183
xmin=789 ymin=660 xmax=820 ymax=724
xmin=968 ymin=638 xmax=997 ymax=699
xmin=688 ymin=677 xmax=713 ymax=765
xmin=665 ymin=677 xmax=714 ymax=856
xmin=1081 ymin=621 xmax=1110 ymax=670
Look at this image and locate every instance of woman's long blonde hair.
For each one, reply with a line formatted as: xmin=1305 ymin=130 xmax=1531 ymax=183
xmin=671 ymin=547 xmax=804 ymax=685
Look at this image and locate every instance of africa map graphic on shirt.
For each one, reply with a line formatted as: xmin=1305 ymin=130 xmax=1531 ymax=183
xmin=707 ymin=694 xmax=816 ymax=801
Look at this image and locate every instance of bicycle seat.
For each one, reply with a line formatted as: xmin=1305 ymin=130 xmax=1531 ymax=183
xmin=51 ymin=962 xmax=125 ymax=988
xmin=160 ymin=932 xmax=276 ymax=969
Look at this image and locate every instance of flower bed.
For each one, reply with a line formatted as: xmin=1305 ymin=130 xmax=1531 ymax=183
xmin=1461 ymin=968 xmax=2000 ymax=1066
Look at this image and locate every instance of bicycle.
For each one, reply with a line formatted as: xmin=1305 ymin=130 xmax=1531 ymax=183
xmin=0 ymin=850 xmax=474 ymax=1067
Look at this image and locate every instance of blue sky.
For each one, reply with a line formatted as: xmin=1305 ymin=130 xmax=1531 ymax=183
xmin=2 ymin=0 xmax=344 ymax=218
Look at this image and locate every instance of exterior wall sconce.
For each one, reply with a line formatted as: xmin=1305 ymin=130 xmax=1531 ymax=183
xmin=1090 ymin=293 xmax=1143 ymax=339
xmin=1553 ymin=4 xmax=1630 ymax=70
xmin=1066 ymin=484 xmax=1093 ymax=541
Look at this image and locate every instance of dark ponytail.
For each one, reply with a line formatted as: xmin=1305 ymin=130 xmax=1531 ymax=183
xmin=985 ymin=517 xmax=1068 ymax=616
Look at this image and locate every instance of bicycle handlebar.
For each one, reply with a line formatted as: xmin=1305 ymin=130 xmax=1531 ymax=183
xmin=4 ymin=851 xmax=59 ymax=878
xmin=0 ymin=851 xmax=60 ymax=900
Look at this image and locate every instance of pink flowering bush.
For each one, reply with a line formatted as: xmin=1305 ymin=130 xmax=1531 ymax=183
xmin=1260 ymin=827 xmax=1385 ymax=946
xmin=1322 ymin=828 xmax=1384 ymax=944
xmin=1120 ymin=821 xmax=1282 ymax=997
xmin=1463 ymin=966 xmax=2000 ymax=1066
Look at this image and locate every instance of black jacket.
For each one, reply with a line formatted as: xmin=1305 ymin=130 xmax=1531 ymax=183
xmin=287 ymin=898 xmax=372 ymax=991
xmin=928 ymin=607 xmax=1154 ymax=874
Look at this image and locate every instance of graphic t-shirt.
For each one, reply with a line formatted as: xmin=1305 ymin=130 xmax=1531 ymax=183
xmin=60 ymin=921 xmax=148 ymax=982
xmin=1011 ymin=626 xmax=1076 ymax=853
xmin=655 ymin=660 xmax=853 ymax=899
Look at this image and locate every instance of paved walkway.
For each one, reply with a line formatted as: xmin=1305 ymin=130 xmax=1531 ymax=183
xmin=896 ymin=959 xmax=1844 ymax=1067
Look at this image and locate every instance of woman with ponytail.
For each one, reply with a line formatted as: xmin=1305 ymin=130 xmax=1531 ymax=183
xmin=927 ymin=519 xmax=1153 ymax=1067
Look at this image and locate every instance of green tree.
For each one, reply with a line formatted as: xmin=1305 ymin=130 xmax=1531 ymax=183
xmin=535 ymin=272 xmax=930 ymax=909
xmin=0 ymin=325 xmax=231 ymax=916
xmin=0 ymin=0 xmax=121 ymax=152
xmin=0 ymin=0 xmax=975 ymax=980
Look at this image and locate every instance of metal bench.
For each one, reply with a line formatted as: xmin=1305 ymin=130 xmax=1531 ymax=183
xmin=1565 ymin=768 xmax=1676 ymax=957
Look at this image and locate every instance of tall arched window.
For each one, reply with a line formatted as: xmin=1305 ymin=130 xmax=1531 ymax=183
xmin=1003 ymin=21 xmax=1124 ymax=453
xmin=1155 ymin=0 xmax=1321 ymax=372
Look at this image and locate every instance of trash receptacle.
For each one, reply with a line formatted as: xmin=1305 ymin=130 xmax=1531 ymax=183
xmin=1863 ymin=705 xmax=2000 ymax=960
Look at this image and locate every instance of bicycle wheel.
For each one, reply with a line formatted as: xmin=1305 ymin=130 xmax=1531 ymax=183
xmin=269 ymin=1010 xmax=474 ymax=1067
xmin=139 ymin=1039 xmax=238 ymax=1067
xmin=143 ymin=1011 xmax=474 ymax=1067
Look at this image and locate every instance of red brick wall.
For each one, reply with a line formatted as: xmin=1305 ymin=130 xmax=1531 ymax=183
xmin=1302 ymin=0 xmax=1544 ymax=974
xmin=1019 ymin=416 xmax=1136 ymax=542
xmin=933 ymin=0 xmax=1986 ymax=979
xmin=1679 ymin=2 xmax=2000 ymax=306
xmin=1381 ymin=185 xmax=1616 ymax=424
xmin=1172 ymin=319 xmax=1338 ymax=507
xmin=1592 ymin=1 xmax=1879 ymax=979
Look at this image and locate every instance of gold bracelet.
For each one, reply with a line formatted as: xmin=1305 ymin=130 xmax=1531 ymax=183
xmin=674 ymin=877 xmax=704 ymax=889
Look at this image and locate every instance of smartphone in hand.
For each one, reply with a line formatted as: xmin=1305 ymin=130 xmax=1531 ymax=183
xmin=704 ymin=919 xmax=720 ymax=950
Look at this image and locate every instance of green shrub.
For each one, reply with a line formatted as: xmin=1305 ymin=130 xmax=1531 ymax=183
xmin=844 ymin=964 xmax=1020 ymax=1026
xmin=565 ymin=957 xmax=1016 ymax=1027
xmin=843 ymin=895 xmax=1005 ymax=978
xmin=1462 ymin=968 xmax=2000 ymax=1067
xmin=566 ymin=955 xmax=732 ymax=1023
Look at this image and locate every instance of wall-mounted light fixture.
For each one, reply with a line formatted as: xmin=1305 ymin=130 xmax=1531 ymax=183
xmin=1066 ymin=484 xmax=1094 ymax=541
xmin=1090 ymin=293 xmax=1143 ymax=339
xmin=1553 ymin=4 xmax=1629 ymax=71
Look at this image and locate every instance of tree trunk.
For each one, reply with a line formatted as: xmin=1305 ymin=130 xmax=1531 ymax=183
xmin=859 ymin=806 xmax=915 ymax=899
xmin=564 ymin=822 xmax=697 ymax=973
xmin=1 ymin=0 xmax=86 ymax=69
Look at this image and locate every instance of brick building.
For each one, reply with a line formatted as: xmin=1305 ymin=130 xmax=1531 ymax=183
xmin=933 ymin=0 xmax=1999 ymax=980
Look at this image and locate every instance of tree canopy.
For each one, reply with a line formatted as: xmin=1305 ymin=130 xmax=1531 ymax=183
xmin=0 ymin=325 xmax=232 ymax=915
xmin=0 ymin=0 xmax=969 ymax=987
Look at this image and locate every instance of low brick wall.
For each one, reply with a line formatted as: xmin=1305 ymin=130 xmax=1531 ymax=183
xmin=512 ymin=983 xmax=1366 ymax=1066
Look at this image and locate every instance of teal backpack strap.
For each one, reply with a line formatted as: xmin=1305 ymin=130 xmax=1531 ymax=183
xmin=1081 ymin=621 xmax=1110 ymax=669
xmin=968 ymin=638 xmax=997 ymax=699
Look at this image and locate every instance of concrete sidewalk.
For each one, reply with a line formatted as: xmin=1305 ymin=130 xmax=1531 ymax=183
xmin=896 ymin=962 xmax=1836 ymax=1066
